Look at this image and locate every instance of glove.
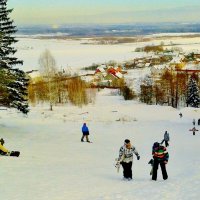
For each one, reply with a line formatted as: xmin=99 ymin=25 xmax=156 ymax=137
xmin=115 ymin=161 xmax=120 ymax=168
xmin=137 ymin=155 xmax=140 ymax=160
xmin=164 ymin=161 xmax=168 ymax=164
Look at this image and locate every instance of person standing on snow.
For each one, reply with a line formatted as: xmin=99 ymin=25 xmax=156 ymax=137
xmin=161 ymin=131 xmax=170 ymax=147
xmin=81 ymin=123 xmax=90 ymax=142
xmin=193 ymin=119 xmax=196 ymax=126
xmin=116 ymin=139 xmax=140 ymax=180
xmin=152 ymin=142 xmax=169 ymax=181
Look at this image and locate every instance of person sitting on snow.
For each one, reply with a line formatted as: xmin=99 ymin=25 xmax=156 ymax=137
xmin=0 ymin=138 xmax=10 ymax=156
xmin=116 ymin=139 xmax=140 ymax=180
xmin=152 ymin=142 xmax=169 ymax=181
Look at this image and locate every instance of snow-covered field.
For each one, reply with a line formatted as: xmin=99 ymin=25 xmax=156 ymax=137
xmin=1 ymin=89 xmax=200 ymax=200
xmin=15 ymin=35 xmax=200 ymax=73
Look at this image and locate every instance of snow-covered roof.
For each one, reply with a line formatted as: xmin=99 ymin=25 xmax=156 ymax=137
xmin=115 ymin=71 xmax=123 ymax=78
xmin=170 ymin=57 xmax=182 ymax=63
xmin=97 ymin=66 xmax=105 ymax=72
xmin=151 ymin=65 xmax=167 ymax=70
xmin=145 ymin=63 xmax=151 ymax=67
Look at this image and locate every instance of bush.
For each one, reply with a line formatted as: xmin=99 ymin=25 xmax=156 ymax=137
xmin=121 ymin=86 xmax=136 ymax=100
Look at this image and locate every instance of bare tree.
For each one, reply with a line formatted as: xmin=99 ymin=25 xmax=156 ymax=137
xmin=38 ymin=49 xmax=57 ymax=110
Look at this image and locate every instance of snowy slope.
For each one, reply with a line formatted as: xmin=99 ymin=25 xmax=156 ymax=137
xmin=0 ymin=89 xmax=200 ymax=200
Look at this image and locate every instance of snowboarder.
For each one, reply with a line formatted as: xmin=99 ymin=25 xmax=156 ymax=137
xmin=179 ymin=112 xmax=183 ymax=118
xmin=116 ymin=139 xmax=140 ymax=180
xmin=193 ymin=119 xmax=196 ymax=126
xmin=0 ymin=138 xmax=20 ymax=157
xmin=81 ymin=123 xmax=90 ymax=142
xmin=189 ymin=127 xmax=199 ymax=135
xmin=161 ymin=131 xmax=170 ymax=147
xmin=0 ymin=138 xmax=10 ymax=155
xmin=152 ymin=142 xmax=169 ymax=181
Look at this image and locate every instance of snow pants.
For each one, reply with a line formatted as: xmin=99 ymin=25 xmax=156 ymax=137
xmin=81 ymin=131 xmax=90 ymax=142
xmin=152 ymin=159 xmax=168 ymax=181
xmin=81 ymin=135 xmax=89 ymax=142
xmin=121 ymin=162 xmax=132 ymax=179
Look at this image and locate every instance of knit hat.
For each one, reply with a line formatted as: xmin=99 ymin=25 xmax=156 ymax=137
xmin=124 ymin=139 xmax=130 ymax=144
xmin=153 ymin=142 xmax=160 ymax=148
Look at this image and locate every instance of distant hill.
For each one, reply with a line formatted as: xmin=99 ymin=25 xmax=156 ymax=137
xmin=16 ymin=23 xmax=200 ymax=37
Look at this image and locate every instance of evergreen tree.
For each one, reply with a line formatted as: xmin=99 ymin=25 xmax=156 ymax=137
xmin=186 ymin=76 xmax=200 ymax=108
xmin=0 ymin=0 xmax=29 ymax=114
xmin=140 ymin=75 xmax=153 ymax=104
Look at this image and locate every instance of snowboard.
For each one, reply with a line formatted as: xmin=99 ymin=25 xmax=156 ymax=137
xmin=81 ymin=141 xmax=92 ymax=143
xmin=115 ymin=158 xmax=120 ymax=173
xmin=10 ymin=151 xmax=20 ymax=157
xmin=0 ymin=151 xmax=20 ymax=157
xmin=148 ymin=159 xmax=154 ymax=175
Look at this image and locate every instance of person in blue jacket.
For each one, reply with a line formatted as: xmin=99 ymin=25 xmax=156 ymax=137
xmin=81 ymin=123 xmax=90 ymax=142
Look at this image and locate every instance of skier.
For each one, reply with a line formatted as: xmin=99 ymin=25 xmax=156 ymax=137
xmin=116 ymin=139 xmax=140 ymax=180
xmin=81 ymin=123 xmax=90 ymax=142
xmin=161 ymin=131 xmax=170 ymax=147
xmin=193 ymin=119 xmax=196 ymax=126
xmin=0 ymin=138 xmax=10 ymax=156
xmin=179 ymin=112 xmax=183 ymax=118
xmin=152 ymin=142 xmax=169 ymax=181
xmin=198 ymin=119 xmax=200 ymax=126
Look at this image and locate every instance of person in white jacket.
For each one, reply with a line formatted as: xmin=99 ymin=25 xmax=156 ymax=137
xmin=116 ymin=139 xmax=140 ymax=180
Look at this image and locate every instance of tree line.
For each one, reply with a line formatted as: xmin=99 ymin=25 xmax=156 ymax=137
xmin=139 ymin=70 xmax=200 ymax=108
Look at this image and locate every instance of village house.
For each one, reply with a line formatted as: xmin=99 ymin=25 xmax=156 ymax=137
xmin=93 ymin=65 xmax=124 ymax=87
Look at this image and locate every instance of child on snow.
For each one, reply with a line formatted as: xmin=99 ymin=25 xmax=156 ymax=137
xmin=152 ymin=142 xmax=169 ymax=181
xmin=81 ymin=123 xmax=90 ymax=142
xmin=116 ymin=139 xmax=140 ymax=180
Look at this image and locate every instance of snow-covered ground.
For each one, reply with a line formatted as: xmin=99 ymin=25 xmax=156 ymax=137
xmin=0 ymin=89 xmax=200 ymax=200
xmin=14 ymin=35 xmax=200 ymax=73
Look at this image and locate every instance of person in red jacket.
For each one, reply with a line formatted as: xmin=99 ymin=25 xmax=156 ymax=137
xmin=152 ymin=142 xmax=169 ymax=181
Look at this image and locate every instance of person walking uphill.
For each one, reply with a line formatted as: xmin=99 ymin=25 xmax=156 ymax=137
xmin=81 ymin=123 xmax=90 ymax=142
xmin=152 ymin=142 xmax=169 ymax=181
xmin=116 ymin=139 xmax=140 ymax=180
xmin=161 ymin=131 xmax=170 ymax=147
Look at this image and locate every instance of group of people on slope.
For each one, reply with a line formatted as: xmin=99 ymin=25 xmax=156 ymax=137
xmin=81 ymin=123 xmax=170 ymax=181
xmin=116 ymin=131 xmax=170 ymax=181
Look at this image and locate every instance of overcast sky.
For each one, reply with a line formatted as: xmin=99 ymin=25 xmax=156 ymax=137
xmin=7 ymin=0 xmax=200 ymax=25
